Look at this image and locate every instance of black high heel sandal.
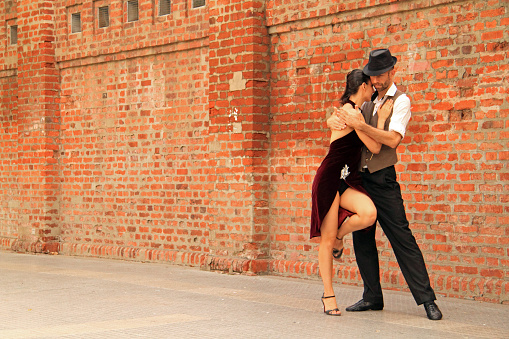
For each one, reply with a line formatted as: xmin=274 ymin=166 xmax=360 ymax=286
xmin=321 ymin=294 xmax=341 ymax=316
xmin=332 ymin=237 xmax=344 ymax=260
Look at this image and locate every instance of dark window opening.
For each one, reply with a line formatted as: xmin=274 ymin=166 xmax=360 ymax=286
xmin=99 ymin=6 xmax=109 ymax=28
xmin=159 ymin=0 xmax=171 ymax=16
xmin=10 ymin=25 xmax=17 ymax=45
xmin=193 ymin=0 xmax=205 ymax=8
xmin=127 ymin=1 xmax=139 ymax=22
xmin=71 ymin=13 xmax=82 ymax=33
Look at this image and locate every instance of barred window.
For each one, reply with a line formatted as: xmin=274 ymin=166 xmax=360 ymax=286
xmin=71 ymin=13 xmax=82 ymax=33
xmin=10 ymin=25 xmax=17 ymax=45
xmin=192 ymin=0 xmax=205 ymax=8
xmin=127 ymin=1 xmax=139 ymax=22
xmin=99 ymin=6 xmax=109 ymax=28
xmin=159 ymin=0 xmax=171 ymax=16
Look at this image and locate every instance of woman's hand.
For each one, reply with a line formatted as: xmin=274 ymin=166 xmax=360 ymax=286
xmin=337 ymin=104 xmax=364 ymax=129
xmin=377 ymin=99 xmax=393 ymax=122
xmin=327 ymin=106 xmax=347 ymax=131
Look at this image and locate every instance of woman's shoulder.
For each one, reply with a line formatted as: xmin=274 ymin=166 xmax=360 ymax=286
xmin=341 ymin=101 xmax=355 ymax=109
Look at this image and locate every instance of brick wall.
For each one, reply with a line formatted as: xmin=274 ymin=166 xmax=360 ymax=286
xmin=0 ymin=70 xmax=17 ymax=249
xmin=11 ymin=0 xmax=61 ymax=253
xmin=0 ymin=0 xmax=507 ymax=303
xmin=55 ymin=0 xmax=210 ymax=265
xmin=0 ymin=0 xmax=18 ymax=250
xmin=207 ymin=0 xmax=271 ymax=273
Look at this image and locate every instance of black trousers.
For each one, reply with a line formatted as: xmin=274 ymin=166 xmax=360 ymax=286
xmin=353 ymin=166 xmax=436 ymax=305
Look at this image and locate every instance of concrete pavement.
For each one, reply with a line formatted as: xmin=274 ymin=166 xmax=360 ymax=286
xmin=0 ymin=251 xmax=508 ymax=338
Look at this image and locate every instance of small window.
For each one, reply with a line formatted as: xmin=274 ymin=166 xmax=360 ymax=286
xmin=10 ymin=25 xmax=17 ymax=45
xmin=99 ymin=6 xmax=109 ymax=28
xmin=127 ymin=1 xmax=139 ymax=22
xmin=159 ymin=0 xmax=171 ymax=16
xmin=71 ymin=13 xmax=82 ymax=33
xmin=192 ymin=0 xmax=205 ymax=8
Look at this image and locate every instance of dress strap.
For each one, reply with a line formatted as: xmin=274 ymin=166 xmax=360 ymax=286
xmin=345 ymin=99 xmax=357 ymax=108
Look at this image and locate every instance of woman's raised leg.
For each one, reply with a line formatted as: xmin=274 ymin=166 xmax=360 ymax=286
xmin=336 ymin=188 xmax=377 ymax=242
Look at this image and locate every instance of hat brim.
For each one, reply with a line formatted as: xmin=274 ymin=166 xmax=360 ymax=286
xmin=362 ymin=56 xmax=397 ymax=76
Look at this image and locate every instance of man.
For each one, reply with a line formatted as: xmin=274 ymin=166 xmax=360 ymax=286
xmin=328 ymin=49 xmax=442 ymax=320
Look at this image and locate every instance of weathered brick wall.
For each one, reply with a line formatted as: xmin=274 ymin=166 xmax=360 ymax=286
xmin=55 ymin=0 xmax=209 ymax=264
xmin=11 ymin=0 xmax=61 ymax=253
xmin=0 ymin=72 xmax=18 ymax=248
xmin=0 ymin=0 xmax=18 ymax=249
xmin=0 ymin=0 xmax=507 ymax=303
xmin=207 ymin=0 xmax=271 ymax=273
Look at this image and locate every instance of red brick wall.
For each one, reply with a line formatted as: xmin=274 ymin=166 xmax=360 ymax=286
xmin=0 ymin=0 xmax=507 ymax=303
xmin=55 ymin=0 xmax=209 ymax=264
xmin=11 ymin=0 xmax=61 ymax=253
xmin=207 ymin=0 xmax=271 ymax=273
xmin=0 ymin=1 xmax=18 ymax=249
xmin=0 ymin=73 xmax=18 ymax=248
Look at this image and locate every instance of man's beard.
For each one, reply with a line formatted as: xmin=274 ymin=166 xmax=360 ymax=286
xmin=374 ymin=81 xmax=389 ymax=93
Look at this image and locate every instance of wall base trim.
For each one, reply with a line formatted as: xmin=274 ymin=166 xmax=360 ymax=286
xmin=1 ymin=238 xmax=506 ymax=304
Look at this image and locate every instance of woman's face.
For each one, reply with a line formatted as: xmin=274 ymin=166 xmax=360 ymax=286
xmin=363 ymin=80 xmax=375 ymax=102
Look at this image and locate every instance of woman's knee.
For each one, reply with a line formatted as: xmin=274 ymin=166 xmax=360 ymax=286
xmin=319 ymin=232 xmax=337 ymax=248
xmin=360 ymin=206 xmax=377 ymax=226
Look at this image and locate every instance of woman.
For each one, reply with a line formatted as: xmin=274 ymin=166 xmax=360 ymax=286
xmin=310 ymin=69 xmax=393 ymax=316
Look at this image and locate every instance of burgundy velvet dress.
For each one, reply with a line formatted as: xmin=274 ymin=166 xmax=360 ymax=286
xmin=310 ymin=111 xmax=371 ymax=239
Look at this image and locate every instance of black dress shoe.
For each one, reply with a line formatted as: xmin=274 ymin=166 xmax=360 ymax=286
xmin=424 ymin=301 xmax=442 ymax=320
xmin=345 ymin=299 xmax=384 ymax=312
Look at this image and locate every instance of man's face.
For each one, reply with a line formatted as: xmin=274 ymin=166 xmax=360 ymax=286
xmin=370 ymin=69 xmax=394 ymax=93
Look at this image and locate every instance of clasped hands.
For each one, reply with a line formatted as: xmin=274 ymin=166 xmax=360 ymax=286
xmin=327 ymin=99 xmax=394 ymax=131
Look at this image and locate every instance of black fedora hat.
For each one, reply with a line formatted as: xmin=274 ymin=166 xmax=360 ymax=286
xmin=363 ymin=49 xmax=397 ymax=76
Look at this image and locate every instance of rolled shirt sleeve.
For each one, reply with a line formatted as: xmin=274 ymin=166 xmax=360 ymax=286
xmin=388 ymin=94 xmax=411 ymax=138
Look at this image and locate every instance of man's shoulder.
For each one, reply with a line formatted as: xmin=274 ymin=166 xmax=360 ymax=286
xmin=391 ymin=87 xmax=410 ymax=104
xmin=392 ymin=90 xmax=411 ymax=117
xmin=394 ymin=91 xmax=410 ymax=104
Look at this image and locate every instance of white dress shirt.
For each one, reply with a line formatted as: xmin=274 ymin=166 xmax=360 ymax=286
xmin=370 ymin=83 xmax=411 ymax=138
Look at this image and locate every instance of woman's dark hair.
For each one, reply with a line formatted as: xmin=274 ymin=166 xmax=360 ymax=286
xmin=340 ymin=69 xmax=370 ymax=105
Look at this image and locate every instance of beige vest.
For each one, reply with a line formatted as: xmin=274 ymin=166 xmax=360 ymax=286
xmin=360 ymin=90 xmax=405 ymax=173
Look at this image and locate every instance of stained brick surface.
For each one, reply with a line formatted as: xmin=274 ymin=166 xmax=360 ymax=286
xmin=0 ymin=0 xmax=507 ymax=303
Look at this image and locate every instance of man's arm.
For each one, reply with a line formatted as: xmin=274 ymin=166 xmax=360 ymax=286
xmin=354 ymin=123 xmax=402 ymax=149
xmin=356 ymin=129 xmax=382 ymax=154
xmin=339 ymin=105 xmax=402 ymax=148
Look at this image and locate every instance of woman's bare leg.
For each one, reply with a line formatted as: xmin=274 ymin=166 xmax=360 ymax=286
xmin=336 ymin=188 xmax=377 ymax=242
xmin=318 ymin=192 xmax=341 ymax=315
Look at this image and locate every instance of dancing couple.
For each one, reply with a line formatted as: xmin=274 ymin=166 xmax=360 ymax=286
xmin=311 ymin=48 xmax=442 ymax=320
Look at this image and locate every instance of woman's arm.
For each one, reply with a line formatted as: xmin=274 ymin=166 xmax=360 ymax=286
xmin=341 ymin=98 xmax=402 ymax=148
xmin=352 ymin=100 xmax=394 ymax=154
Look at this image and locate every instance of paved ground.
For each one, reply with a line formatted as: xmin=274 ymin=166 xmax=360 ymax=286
xmin=0 ymin=251 xmax=508 ymax=339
